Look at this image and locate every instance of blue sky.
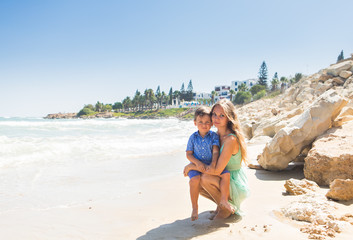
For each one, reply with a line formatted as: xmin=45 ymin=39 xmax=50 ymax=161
xmin=1 ymin=0 xmax=352 ymax=117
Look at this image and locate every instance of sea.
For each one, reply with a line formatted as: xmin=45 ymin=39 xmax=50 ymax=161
xmin=0 ymin=117 xmax=195 ymax=211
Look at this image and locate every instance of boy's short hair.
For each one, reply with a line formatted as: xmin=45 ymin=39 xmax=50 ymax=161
xmin=194 ymin=106 xmax=211 ymax=121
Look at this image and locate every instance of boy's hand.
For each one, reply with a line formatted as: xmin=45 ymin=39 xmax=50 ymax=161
xmin=196 ymin=162 xmax=206 ymax=172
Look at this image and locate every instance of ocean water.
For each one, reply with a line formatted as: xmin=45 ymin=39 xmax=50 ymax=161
xmin=0 ymin=117 xmax=194 ymax=211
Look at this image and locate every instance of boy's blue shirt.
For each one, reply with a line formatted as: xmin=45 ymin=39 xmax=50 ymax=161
xmin=186 ymin=130 xmax=220 ymax=165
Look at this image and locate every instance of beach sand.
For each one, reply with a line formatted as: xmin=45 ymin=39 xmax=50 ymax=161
xmin=0 ymin=143 xmax=352 ymax=240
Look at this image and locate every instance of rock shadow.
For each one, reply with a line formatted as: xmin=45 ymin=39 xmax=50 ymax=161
xmin=254 ymin=162 xmax=305 ymax=181
xmin=136 ymin=211 xmax=242 ymax=240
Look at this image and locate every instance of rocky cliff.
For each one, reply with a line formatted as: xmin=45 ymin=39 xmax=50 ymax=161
xmin=239 ymin=54 xmax=353 ymax=188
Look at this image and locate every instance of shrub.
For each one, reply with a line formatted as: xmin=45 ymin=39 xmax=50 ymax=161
xmin=250 ymin=84 xmax=266 ymax=96
xmin=234 ymin=91 xmax=252 ymax=104
xmin=254 ymin=89 xmax=267 ymax=100
xmin=78 ymin=107 xmax=95 ymax=116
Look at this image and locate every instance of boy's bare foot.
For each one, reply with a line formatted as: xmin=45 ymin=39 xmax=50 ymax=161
xmin=191 ymin=208 xmax=198 ymax=221
xmin=219 ymin=199 xmax=235 ymax=215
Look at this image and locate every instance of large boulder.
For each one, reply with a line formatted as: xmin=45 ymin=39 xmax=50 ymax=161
xmin=304 ymin=121 xmax=353 ymax=186
xmin=258 ymin=90 xmax=347 ymax=170
xmin=326 ymin=60 xmax=353 ymax=77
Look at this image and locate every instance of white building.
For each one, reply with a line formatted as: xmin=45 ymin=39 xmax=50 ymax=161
xmin=231 ymin=79 xmax=258 ymax=91
xmin=193 ymin=92 xmax=211 ymax=101
xmin=214 ymin=85 xmax=231 ymax=102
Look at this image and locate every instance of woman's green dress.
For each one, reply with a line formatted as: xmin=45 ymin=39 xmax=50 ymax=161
xmin=221 ymin=134 xmax=250 ymax=215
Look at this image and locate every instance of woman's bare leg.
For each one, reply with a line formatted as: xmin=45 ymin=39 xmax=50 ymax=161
xmin=219 ymin=173 xmax=235 ymax=214
xmin=199 ymin=187 xmax=219 ymax=220
xmin=200 ymin=174 xmax=232 ymax=219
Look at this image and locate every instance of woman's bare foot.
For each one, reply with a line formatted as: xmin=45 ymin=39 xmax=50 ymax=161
xmin=209 ymin=206 xmax=219 ymax=220
xmin=191 ymin=208 xmax=198 ymax=221
xmin=219 ymin=199 xmax=235 ymax=214
xmin=213 ymin=208 xmax=232 ymax=220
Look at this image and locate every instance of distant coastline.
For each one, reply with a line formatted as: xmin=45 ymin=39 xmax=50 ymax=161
xmin=44 ymin=108 xmax=195 ymax=120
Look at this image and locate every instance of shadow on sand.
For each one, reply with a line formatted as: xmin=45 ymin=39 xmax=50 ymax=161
xmin=254 ymin=162 xmax=305 ymax=181
xmin=137 ymin=211 xmax=242 ymax=240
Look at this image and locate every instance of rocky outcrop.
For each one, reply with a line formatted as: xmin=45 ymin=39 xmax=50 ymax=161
xmin=304 ymin=121 xmax=353 ymax=186
xmin=258 ymin=90 xmax=347 ymax=171
xmin=284 ymin=178 xmax=319 ymax=195
xmin=44 ymin=113 xmax=78 ymax=119
xmin=280 ymin=193 xmax=350 ymax=239
xmin=326 ymin=179 xmax=353 ymax=201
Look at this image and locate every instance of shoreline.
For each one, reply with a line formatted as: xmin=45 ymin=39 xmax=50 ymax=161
xmin=43 ymin=108 xmax=195 ymax=120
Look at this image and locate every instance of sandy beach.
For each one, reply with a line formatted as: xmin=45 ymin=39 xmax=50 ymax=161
xmin=1 ymin=142 xmax=352 ymax=240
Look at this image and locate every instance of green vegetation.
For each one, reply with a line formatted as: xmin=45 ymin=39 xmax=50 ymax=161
xmin=113 ymin=108 xmax=190 ymax=119
xmin=337 ymin=50 xmax=344 ymax=62
xmin=234 ymin=91 xmax=252 ymax=104
xmin=258 ymin=61 xmax=268 ymax=87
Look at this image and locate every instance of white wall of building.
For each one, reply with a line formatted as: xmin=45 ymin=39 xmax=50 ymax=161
xmin=231 ymin=79 xmax=258 ymax=91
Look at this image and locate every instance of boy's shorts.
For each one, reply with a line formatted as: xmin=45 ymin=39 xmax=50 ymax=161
xmin=188 ymin=169 xmax=230 ymax=179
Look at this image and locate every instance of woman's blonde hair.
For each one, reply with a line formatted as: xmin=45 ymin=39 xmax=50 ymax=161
xmin=211 ymin=99 xmax=248 ymax=164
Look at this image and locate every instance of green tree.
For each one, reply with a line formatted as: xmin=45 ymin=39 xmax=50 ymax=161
xmin=294 ymin=73 xmax=303 ymax=82
xmin=155 ymin=86 xmax=162 ymax=109
xmin=77 ymin=107 xmax=95 ymax=116
xmin=180 ymin=83 xmax=185 ymax=93
xmin=258 ymin=61 xmax=268 ymax=87
xmin=113 ymin=102 xmax=123 ymax=112
xmin=104 ymin=104 xmax=112 ymax=112
xmin=168 ymin=87 xmax=173 ymax=105
xmin=250 ymin=84 xmax=266 ymax=96
xmin=187 ymin=79 xmax=193 ymax=92
xmin=280 ymin=76 xmax=288 ymax=92
xmin=133 ymin=90 xmax=141 ymax=111
xmin=254 ymin=89 xmax=267 ymax=100
xmin=144 ymin=89 xmax=155 ymax=110
xmin=337 ymin=50 xmax=344 ymax=62
xmin=95 ymin=101 xmax=104 ymax=112
xmin=229 ymin=89 xmax=236 ymax=102
xmin=238 ymin=83 xmax=248 ymax=92
xmin=211 ymin=90 xmax=218 ymax=104
xmin=234 ymin=91 xmax=251 ymax=104
xmin=271 ymin=72 xmax=279 ymax=91
xmin=84 ymin=104 xmax=95 ymax=111
xmin=173 ymin=90 xmax=181 ymax=105
xmin=122 ymin=97 xmax=132 ymax=111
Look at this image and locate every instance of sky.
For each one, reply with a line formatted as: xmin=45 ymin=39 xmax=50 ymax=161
xmin=1 ymin=0 xmax=352 ymax=117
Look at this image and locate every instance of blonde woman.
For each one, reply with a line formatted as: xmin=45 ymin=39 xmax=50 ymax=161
xmin=184 ymin=99 xmax=249 ymax=219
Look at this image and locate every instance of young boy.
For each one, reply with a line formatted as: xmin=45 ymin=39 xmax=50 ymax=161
xmin=186 ymin=106 xmax=232 ymax=221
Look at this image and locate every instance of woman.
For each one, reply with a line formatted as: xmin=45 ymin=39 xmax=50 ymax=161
xmin=184 ymin=99 xmax=249 ymax=219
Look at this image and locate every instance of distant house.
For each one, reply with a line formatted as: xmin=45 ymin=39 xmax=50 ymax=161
xmin=193 ymin=92 xmax=211 ymax=101
xmin=231 ymin=79 xmax=258 ymax=91
xmin=214 ymin=85 xmax=231 ymax=102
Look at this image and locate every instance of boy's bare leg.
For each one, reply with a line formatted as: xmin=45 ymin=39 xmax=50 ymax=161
xmin=189 ymin=175 xmax=201 ymax=221
xmin=218 ymin=173 xmax=235 ymax=215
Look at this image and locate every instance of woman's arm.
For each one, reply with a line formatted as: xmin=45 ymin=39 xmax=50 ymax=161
xmin=205 ymin=135 xmax=239 ymax=176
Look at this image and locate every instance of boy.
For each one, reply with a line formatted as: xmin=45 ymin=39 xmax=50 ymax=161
xmin=186 ymin=106 xmax=232 ymax=221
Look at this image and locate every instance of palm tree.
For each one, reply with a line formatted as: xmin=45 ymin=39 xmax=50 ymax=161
xmin=211 ymin=91 xmax=218 ymax=104
xmin=133 ymin=90 xmax=141 ymax=111
xmin=280 ymin=77 xmax=288 ymax=93
xmin=122 ymin=97 xmax=132 ymax=112
xmin=271 ymin=78 xmax=279 ymax=91
xmin=144 ymin=89 xmax=155 ymax=110
xmin=161 ymin=91 xmax=166 ymax=108
xmin=238 ymin=83 xmax=248 ymax=92
xmin=229 ymin=89 xmax=236 ymax=102
xmin=173 ymin=90 xmax=181 ymax=106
